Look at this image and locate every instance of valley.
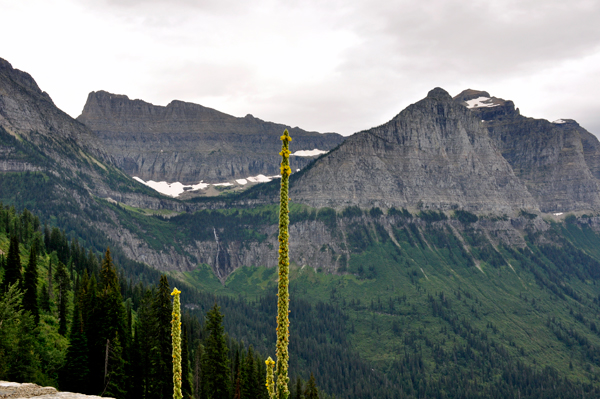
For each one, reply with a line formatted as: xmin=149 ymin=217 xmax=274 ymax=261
xmin=3 ymin=55 xmax=600 ymax=398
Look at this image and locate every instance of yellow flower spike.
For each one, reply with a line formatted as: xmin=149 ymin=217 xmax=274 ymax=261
xmin=171 ymin=288 xmax=182 ymax=399
xmin=266 ymin=130 xmax=292 ymax=399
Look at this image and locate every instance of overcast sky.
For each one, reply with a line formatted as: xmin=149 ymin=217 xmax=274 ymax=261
xmin=1 ymin=0 xmax=599 ymax=136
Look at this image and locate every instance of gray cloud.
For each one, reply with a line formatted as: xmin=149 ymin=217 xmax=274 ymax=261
xmin=3 ymin=0 xmax=599 ymax=136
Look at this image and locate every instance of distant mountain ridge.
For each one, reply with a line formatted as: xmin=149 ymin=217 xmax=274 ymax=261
xmin=77 ymin=90 xmax=345 ymax=184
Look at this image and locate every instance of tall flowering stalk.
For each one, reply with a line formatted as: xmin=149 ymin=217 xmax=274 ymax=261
xmin=266 ymin=129 xmax=292 ymax=399
xmin=171 ymin=287 xmax=182 ymax=399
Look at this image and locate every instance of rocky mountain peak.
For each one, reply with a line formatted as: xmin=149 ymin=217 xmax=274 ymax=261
xmin=454 ymin=88 xmax=600 ymax=212
xmin=0 ymin=57 xmax=53 ymax=104
xmin=290 ymin=87 xmax=537 ymax=212
xmin=453 ymin=89 xmax=518 ymax=121
xmin=426 ymin=87 xmax=453 ymax=101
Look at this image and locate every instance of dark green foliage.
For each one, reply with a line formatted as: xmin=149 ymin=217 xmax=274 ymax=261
xmin=417 ymin=209 xmax=447 ymax=222
xmin=388 ymin=207 xmax=411 ymax=218
xmin=87 ymin=248 xmax=127 ymax=395
xmin=341 ymin=206 xmax=362 ymax=219
xmin=304 ymin=373 xmax=319 ymax=399
xmin=0 ymin=284 xmax=40 ymax=384
xmin=453 ymin=209 xmax=478 ymax=224
xmin=61 ymin=297 xmax=89 ymax=393
xmin=3 ymin=235 xmax=22 ymax=291
xmin=519 ymin=209 xmax=538 ymax=220
xmin=316 ymin=207 xmax=337 ymax=230
xmin=203 ymin=303 xmax=230 ymax=399
xmin=55 ymin=261 xmax=70 ymax=335
xmin=369 ymin=207 xmax=383 ymax=218
xmin=151 ymin=275 xmax=173 ymax=399
xmin=181 ymin=327 xmax=193 ymax=399
xmin=23 ymin=244 xmax=39 ymax=324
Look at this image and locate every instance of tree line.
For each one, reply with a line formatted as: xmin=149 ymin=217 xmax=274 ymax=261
xmin=0 ymin=204 xmax=325 ymax=398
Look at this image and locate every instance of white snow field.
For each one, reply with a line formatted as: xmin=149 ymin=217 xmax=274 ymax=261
xmin=465 ymin=97 xmax=500 ymax=109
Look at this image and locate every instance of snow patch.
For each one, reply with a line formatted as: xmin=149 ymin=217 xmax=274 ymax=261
xmin=134 ymin=173 xmax=283 ymax=197
xmin=553 ymin=212 xmax=563 ymax=216
xmin=465 ymin=96 xmax=500 ymax=109
xmin=553 ymin=119 xmax=567 ymax=124
xmin=292 ymin=149 xmax=328 ymax=157
xmin=247 ymin=174 xmax=281 ymax=183
xmin=133 ymin=176 xmax=209 ymax=197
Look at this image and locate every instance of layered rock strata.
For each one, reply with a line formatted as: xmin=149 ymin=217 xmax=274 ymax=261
xmin=454 ymin=89 xmax=600 ymax=212
xmin=289 ymin=88 xmax=537 ymax=213
xmin=77 ymin=91 xmax=345 ymax=184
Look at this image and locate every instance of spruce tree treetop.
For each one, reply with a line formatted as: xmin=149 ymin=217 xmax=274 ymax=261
xmin=23 ymin=243 xmax=39 ymax=324
xmin=3 ymin=235 xmax=22 ymax=292
xmin=204 ymin=302 xmax=230 ymax=399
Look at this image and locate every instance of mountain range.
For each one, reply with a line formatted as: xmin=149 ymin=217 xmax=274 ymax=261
xmin=4 ymin=55 xmax=600 ymax=398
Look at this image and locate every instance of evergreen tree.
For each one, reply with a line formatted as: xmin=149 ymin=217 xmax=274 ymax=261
xmin=39 ymin=281 xmax=50 ymax=312
xmin=151 ymin=275 xmax=173 ymax=399
xmin=3 ymin=235 xmax=22 ymax=292
xmin=241 ymin=346 xmax=260 ymax=399
xmin=294 ymin=378 xmax=304 ymax=399
xmin=203 ymin=303 xmax=230 ymax=399
xmin=22 ymin=244 xmax=39 ymax=324
xmin=55 ymin=261 xmax=70 ymax=336
xmin=182 ymin=327 xmax=193 ymax=399
xmin=193 ymin=343 xmax=204 ymax=399
xmin=61 ymin=294 xmax=90 ymax=393
xmin=88 ymin=248 xmax=127 ymax=396
xmin=304 ymin=374 xmax=318 ymax=399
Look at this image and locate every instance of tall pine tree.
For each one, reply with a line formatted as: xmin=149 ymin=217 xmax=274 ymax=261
xmin=203 ymin=303 xmax=230 ymax=399
xmin=151 ymin=275 xmax=173 ymax=399
xmin=55 ymin=261 xmax=70 ymax=336
xmin=22 ymin=244 xmax=39 ymax=324
xmin=88 ymin=248 xmax=126 ymax=396
xmin=61 ymin=290 xmax=90 ymax=393
xmin=3 ymin=235 xmax=22 ymax=292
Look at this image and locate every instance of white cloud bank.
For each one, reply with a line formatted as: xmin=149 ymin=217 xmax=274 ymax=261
xmin=1 ymin=0 xmax=599 ymax=135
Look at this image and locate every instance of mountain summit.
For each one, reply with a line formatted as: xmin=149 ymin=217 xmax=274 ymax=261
xmin=454 ymin=89 xmax=600 ymax=212
xmin=289 ymin=88 xmax=537 ymax=212
xmin=77 ymin=91 xmax=345 ymax=184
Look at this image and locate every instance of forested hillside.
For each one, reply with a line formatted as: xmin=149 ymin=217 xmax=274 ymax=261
xmin=7 ymin=203 xmax=600 ymax=398
xmin=0 ymin=205 xmax=330 ymax=399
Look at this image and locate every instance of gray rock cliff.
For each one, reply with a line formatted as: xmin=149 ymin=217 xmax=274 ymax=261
xmin=289 ymin=88 xmax=537 ymax=213
xmin=454 ymin=89 xmax=600 ymax=212
xmin=77 ymin=91 xmax=345 ymax=184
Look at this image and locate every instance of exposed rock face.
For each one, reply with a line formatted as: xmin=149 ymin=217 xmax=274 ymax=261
xmin=289 ymin=88 xmax=537 ymax=213
xmin=0 ymin=59 xmax=107 ymax=166
xmin=454 ymin=89 xmax=600 ymax=212
xmin=0 ymin=57 xmax=183 ymax=211
xmin=77 ymin=91 xmax=345 ymax=184
xmin=0 ymin=381 xmax=112 ymax=399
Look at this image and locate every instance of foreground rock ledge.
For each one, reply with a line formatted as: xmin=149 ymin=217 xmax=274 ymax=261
xmin=0 ymin=382 xmax=113 ymax=399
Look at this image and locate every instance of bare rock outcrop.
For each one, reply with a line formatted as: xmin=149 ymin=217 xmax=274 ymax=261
xmin=455 ymin=89 xmax=600 ymax=212
xmin=77 ymin=91 xmax=345 ymax=184
xmin=0 ymin=381 xmax=112 ymax=399
xmin=289 ymin=88 xmax=537 ymax=213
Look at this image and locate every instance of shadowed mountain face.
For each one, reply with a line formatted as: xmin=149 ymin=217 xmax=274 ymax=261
xmin=454 ymin=89 xmax=600 ymax=213
xmin=77 ymin=91 xmax=345 ymax=184
xmin=0 ymin=58 xmax=108 ymax=173
xmin=289 ymin=88 xmax=537 ymax=213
